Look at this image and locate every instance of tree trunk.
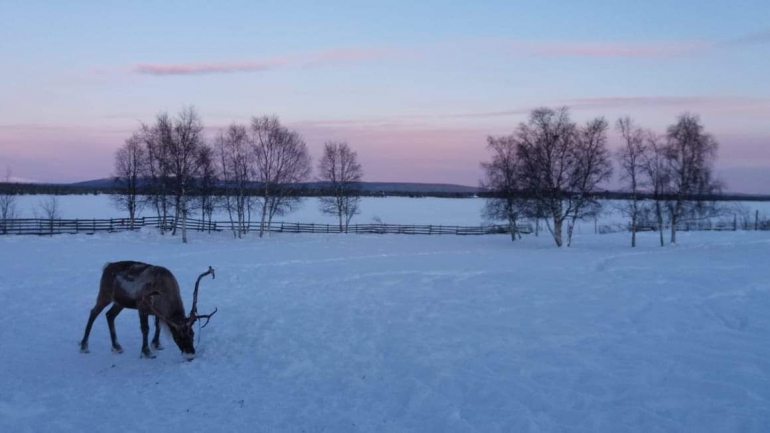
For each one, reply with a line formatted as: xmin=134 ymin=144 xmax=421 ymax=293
xmin=631 ymin=212 xmax=637 ymax=248
xmin=181 ymin=199 xmax=188 ymax=244
xmin=654 ymin=202 xmax=664 ymax=247
xmin=670 ymin=213 xmax=677 ymax=244
xmin=657 ymin=217 xmax=664 ymax=247
xmin=172 ymin=196 xmax=180 ymax=236
xmin=259 ymin=192 xmax=268 ymax=238
xmin=756 ymin=210 xmax=759 ymax=231
xmin=153 ymin=196 xmax=163 ymax=235
xmin=246 ymin=198 xmax=252 ymax=235
xmin=266 ymin=207 xmax=276 ymax=236
xmin=553 ymin=218 xmax=563 ymax=247
xmin=566 ymin=216 xmax=578 ymax=247
xmin=226 ymin=196 xmax=237 ymax=238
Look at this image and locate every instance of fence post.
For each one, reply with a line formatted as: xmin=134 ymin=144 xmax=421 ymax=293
xmin=734 ymin=214 xmax=737 ymax=231
xmin=756 ymin=210 xmax=760 ymax=231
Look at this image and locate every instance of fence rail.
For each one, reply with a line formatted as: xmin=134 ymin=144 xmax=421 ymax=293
xmin=599 ymin=217 xmax=770 ymax=234
xmin=0 ymin=216 xmax=533 ymax=237
xmin=640 ymin=219 xmax=770 ymax=232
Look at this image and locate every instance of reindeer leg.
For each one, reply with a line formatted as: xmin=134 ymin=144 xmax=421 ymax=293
xmin=139 ymin=312 xmax=155 ymax=359
xmin=105 ymin=304 xmax=124 ymax=354
xmin=80 ymin=299 xmax=110 ymax=353
xmin=152 ymin=316 xmax=164 ymax=350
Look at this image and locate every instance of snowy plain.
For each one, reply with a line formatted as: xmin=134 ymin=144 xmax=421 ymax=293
xmin=1 ymin=221 xmax=770 ymax=432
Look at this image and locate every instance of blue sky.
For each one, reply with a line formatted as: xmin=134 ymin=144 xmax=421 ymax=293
xmin=1 ymin=1 xmax=769 ymax=192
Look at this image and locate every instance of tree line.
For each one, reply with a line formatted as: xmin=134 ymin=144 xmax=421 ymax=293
xmin=112 ymin=106 xmax=363 ymax=243
xmin=480 ymin=107 xmax=722 ymax=247
xmin=3 ymin=106 xmax=765 ymax=245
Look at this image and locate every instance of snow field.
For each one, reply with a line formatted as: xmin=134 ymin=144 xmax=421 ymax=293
xmin=1 ymin=229 xmax=769 ymax=432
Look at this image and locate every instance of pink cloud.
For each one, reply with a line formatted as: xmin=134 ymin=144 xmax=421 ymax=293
xmin=472 ymin=29 xmax=768 ymax=59
xmin=130 ymin=47 xmax=409 ymax=76
xmin=561 ymin=95 xmax=770 ymax=109
xmin=301 ymin=47 xmax=414 ymax=67
xmin=117 ymin=28 xmax=769 ymax=77
xmin=134 ymin=57 xmax=293 ymax=75
xmin=511 ymin=40 xmax=706 ymax=57
xmin=436 ymin=96 xmax=770 ymax=121
xmin=452 ymin=37 xmax=709 ymax=59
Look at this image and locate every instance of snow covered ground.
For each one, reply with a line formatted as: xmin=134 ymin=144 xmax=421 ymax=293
xmin=1 ymin=228 xmax=769 ymax=432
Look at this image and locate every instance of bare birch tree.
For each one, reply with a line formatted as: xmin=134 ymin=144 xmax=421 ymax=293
xmin=166 ymin=106 xmax=207 ymax=243
xmin=0 ymin=168 xmax=18 ymax=234
xmin=141 ymin=113 xmax=173 ymax=234
xmin=250 ymin=115 xmax=312 ymax=238
xmin=664 ymin=113 xmax=720 ymax=244
xmin=516 ymin=107 xmax=611 ymax=247
xmin=480 ymin=134 xmax=528 ymax=242
xmin=38 ymin=195 xmax=61 ymax=236
xmin=565 ymin=117 xmax=613 ymax=246
xmin=516 ymin=107 xmax=577 ymax=247
xmin=111 ymin=133 xmax=146 ymax=229
xmin=642 ymin=133 xmax=671 ymax=247
xmin=615 ymin=116 xmax=648 ymax=247
xmin=216 ymin=124 xmax=253 ymax=238
xmin=318 ymin=141 xmax=363 ymax=232
xmin=194 ymin=144 xmax=217 ymax=233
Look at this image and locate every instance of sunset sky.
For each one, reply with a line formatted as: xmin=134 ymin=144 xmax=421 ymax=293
xmin=1 ymin=1 xmax=769 ymax=192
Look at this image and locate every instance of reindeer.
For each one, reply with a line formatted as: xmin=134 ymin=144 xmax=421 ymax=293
xmin=80 ymin=261 xmax=217 ymax=360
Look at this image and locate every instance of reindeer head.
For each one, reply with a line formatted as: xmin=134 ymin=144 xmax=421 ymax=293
xmin=147 ymin=266 xmax=217 ymax=359
xmin=165 ymin=318 xmax=197 ymax=356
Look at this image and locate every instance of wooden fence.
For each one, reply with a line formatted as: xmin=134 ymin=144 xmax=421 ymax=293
xmin=638 ymin=219 xmax=770 ymax=232
xmin=0 ymin=216 xmax=533 ymax=237
xmin=602 ymin=217 xmax=770 ymax=234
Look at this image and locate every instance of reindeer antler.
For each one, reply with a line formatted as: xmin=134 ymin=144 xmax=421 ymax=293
xmin=189 ymin=266 xmax=216 ymax=326
xmin=194 ymin=307 xmax=218 ymax=328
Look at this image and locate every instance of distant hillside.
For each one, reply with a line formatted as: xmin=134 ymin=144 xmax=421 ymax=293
xmin=5 ymin=178 xmax=770 ymax=201
xmin=68 ymin=178 xmax=481 ymax=194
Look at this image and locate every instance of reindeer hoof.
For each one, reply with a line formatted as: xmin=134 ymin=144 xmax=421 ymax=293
xmin=112 ymin=346 xmax=124 ymax=354
xmin=80 ymin=347 xmax=90 ymax=354
xmin=152 ymin=342 xmax=164 ymax=350
xmin=140 ymin=349 xmax=156 ymax=359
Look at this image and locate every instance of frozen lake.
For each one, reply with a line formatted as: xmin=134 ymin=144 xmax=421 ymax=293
xmin=12 ymin=194 xmax=770 ymax=232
